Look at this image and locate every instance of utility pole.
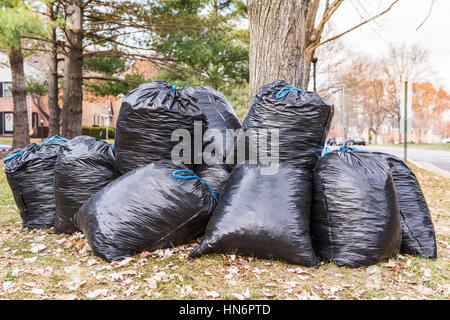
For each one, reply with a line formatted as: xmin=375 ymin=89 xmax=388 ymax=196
xmin=404 ymin=80 xmax=408 ymax=162
xmin=342 ymin=86 xmax=346 ymax=141
xmin=312 ymin=57 xmax=318 ymax=91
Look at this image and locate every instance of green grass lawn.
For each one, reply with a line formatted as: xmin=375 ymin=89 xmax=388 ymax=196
xmin=0 ymin=137 xmax=114 ymax=147
xmin=0 ymin=162 xmax=448 ymax=300
xmin=0 ymin=137 xmax=43 ymax=146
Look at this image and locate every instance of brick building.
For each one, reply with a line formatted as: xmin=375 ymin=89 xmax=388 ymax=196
xmin=1 ymin=54 xmax=159 ymax=137
xmin=0 ymin=52 xmax=49 ymax=137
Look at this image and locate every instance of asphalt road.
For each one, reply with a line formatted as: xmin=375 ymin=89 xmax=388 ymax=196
xmin=356 ymin=145 xmax=450 ymax=173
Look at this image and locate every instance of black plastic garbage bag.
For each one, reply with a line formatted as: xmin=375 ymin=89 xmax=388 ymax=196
xmin=190 ymin=163 xmax=320 ymax=267
xmin=182 ymin=86 xmax=240 ymax=196
xmin=183 ymin=86 xmax=241 ymax=171
xmin=375 ymin=152 xmax=437 ymax=258
xmin=54 ymin=136 xmax=117 ymax=234
xmin=73 ymin=161 xmax=217 ymax=262
xmin=114 ymin=81 xmax=207 ymax=174
xmin=3 ymin=136 xmax=68 ymax=229
xmin=242 ymin=80 xmax=334 ymax=170
xmin=311 ymin=149 xmax=401 ymax=267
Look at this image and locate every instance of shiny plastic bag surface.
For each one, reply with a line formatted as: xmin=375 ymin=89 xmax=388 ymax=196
xmin=376 ymin=152 xmax=437 ymax=258
xmin=3 ymin=137 xmax=67 ymax=229
xmin=114 ymin=81 xmax=207 ymax=174
xmin=311 ymin=150 xmax=401 ymax=267
xmin=190 ymin=163 xmax=320 ymax=267
xmin=242 ymin=80 xmax=334 ymax=170
xmin=54 ymin=136 xmax=117 ymax=234
xmin=73 ymin=161 xmax=217 ymax=262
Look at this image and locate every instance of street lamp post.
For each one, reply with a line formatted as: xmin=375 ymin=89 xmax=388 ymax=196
xmin=342 ymin=86 xmax=346 ymax=142
xmin=404 ymin=81 xmax=408 ymax=162
xmin=312 ymin=57 xmax=318 ymax=91
xmin=40 ymin=117 xmax=44 ymax=142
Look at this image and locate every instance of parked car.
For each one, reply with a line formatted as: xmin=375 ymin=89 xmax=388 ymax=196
xmin=441 ymin=137 xmax=450 ymax=143
xmin=327 ymin=137 xmax=345 ymax=146
xmin=0 ymin=144 xmax=11 ymax=152
xmin=346 ymin=136 xmax=366 ymax=146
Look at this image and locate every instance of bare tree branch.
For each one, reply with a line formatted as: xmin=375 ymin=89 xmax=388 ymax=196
xmin=310 ymin=0 xmax=399 ymax=51
xmin=416 ymin=0 xmax=435 ymax=31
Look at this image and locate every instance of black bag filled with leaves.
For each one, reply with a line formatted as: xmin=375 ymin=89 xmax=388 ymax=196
xmin=242 ymin=80 xmax=334 ymax=171
xmin=54 ymin=136 xmax=118 ymax=234
xmin=375 ymin=152 xmax=437 ymax=259
xmin=311 ymin=148 xmax=401 ymax=267
xmin=183 ymin=86 xmax=242 ymax=170
xmin=3 ymin=136 xmax=68 ymax=229
xmin=73 ymin=161 xmax=217 ymax=262
xmin=114 ymin=81 xmax=207 ymax=174
xmin=190 ymin=162 xmax=320 ymax=267
xmin=182 ymin=86 xmax=241 ymax=197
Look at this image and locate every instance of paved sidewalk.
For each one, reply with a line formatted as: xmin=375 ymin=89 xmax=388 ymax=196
xmin=358 ymin=145 xmax=450 ymax=178
xmin=410 ymin=160 xmax=450 ymax=178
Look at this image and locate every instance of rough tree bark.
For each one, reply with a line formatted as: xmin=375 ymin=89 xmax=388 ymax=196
xmin=247 ymin=0 xmax=317 ymax=101
xmin=47 ymin=1 xmax=61 ymax=137
xmin=247 ymin=0 xmax=398 ymax=104
xmin=9 ymin=44 xmax=30 ymax=149
xmin=61 ymin=1 xmax=83 ymax=139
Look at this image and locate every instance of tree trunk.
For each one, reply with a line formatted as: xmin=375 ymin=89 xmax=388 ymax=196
xmin=248 ymin=0 xmax=312 ymax=103
xmin=9 ymin=46 xmax=30 ymax=149
xmin=61 ymin=2 xmax=83 ymax=139
xmin=47 ymin=1 xmax=61 ymax=137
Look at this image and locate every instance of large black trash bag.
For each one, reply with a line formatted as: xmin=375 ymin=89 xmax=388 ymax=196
xmin=183 ymin=86 xmax=242 ymax=170
xmin=182 ymin=86 xmax=241 ymax=197
xmin=3 ymin=136 xmax=67 ymax=229
xmin=54 ymin=136 xmax=118 ymax=234
xmin=242 ymin=80 xmax=334 ymax=170
xmin=375 ymin=152 xmax=437 ymax=258
xmin=190 ymin=163 xmax=320 ymax=267
xmin=311 ymin=150 xmax=402 ymax=267
xmin=114 ymin=80 xmax=207 ymax=174
xmin=73 ymin=161 xmax=217 ymax=262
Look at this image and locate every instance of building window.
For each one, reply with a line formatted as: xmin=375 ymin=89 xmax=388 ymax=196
xmin=0 ymin=83 xmax=3 ymax=98
xmin=4 ymin=112 xmax=13 ymax=133
xmin=32 ymin=112 xmax=38 ymax=128
xmin=3 ymin=82 xmax=12 ymax=97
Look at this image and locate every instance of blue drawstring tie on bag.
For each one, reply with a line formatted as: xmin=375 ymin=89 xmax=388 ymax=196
xmin=172 ymin=169 xmax=218 ymax=203
xmin=2 ymin=135 xmax=68 ymax=162
xmin=2 ymin=151 xmax=23 ymax=162
xmin=275 ymin=85 xmax=303 ymax=99
xmin=323 ymin=146 xmax=332 ymax=156
xmin=39 ymin=135 xmax=69 ymax=146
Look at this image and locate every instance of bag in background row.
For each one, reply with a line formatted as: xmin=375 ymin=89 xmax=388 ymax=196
xmin=3 ymin=136 xmax=117 ymax=233
xmin=54 ymin=136 xmax=117 ymax=234
xmin=4 ymin=137 xmax=67 ymax=229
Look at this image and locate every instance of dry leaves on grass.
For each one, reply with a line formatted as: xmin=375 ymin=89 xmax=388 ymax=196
xmin=205 ymin=290 xmax=220 ymax=298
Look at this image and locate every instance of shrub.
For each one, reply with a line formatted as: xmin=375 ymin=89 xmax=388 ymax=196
xmin=81 ymin=126 xmax=115 ymax=139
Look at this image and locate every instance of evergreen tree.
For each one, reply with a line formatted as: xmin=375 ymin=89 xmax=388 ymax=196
xmin=0 ymin=0 xmax=45 ymax=148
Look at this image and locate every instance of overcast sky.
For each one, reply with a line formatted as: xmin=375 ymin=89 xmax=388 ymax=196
xmin=325 ymin=0 xmax=450 ymax=91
